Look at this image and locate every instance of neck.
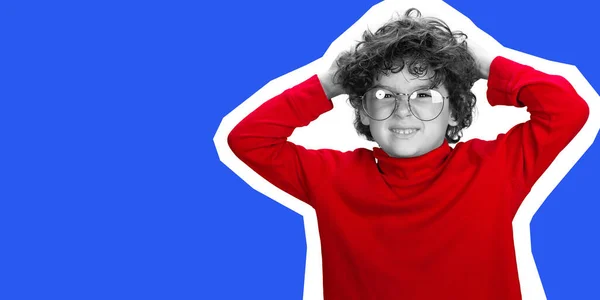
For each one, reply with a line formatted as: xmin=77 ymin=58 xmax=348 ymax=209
xmin=373 ymin=141 xmax=452 ymax=183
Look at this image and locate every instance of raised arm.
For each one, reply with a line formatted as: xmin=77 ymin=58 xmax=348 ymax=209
xmin=482 ymin=53 xmax=589 ymax=215
xmin=227 ymin=72 xmax=346 ymax=207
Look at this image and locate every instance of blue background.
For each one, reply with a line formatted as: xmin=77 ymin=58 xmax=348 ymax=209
xmin=2 ymin=0 xmax=598 ymax=299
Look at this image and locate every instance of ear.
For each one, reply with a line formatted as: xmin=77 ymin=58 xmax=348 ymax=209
xmin=359 ymin=110 xmax=370 ymax=126
xmin=447 ymin=101 xmax=458 ymax=126
xmin=448 ymin=113 xmax=458 ymax=126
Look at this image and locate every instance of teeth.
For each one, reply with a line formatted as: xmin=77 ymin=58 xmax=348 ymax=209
xmin=391 ymin=128 xmax=417 ymax=135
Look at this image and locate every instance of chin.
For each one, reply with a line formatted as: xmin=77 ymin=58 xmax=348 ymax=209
xmin=386 ymin=145 xmax=423 ymax=158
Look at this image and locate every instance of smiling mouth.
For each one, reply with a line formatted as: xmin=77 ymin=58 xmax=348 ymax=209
xmin=390 ymin=128 xmax=419 ymax=135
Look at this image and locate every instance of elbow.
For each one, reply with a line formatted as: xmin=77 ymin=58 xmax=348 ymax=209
xmin=227 ymin=129 xmax=240 ymax=156
xmin=565 ymin=83 xmax=590 ymax=131
xmin=555 ymin=75 xmax=590 ymax=131
xmin=573 ymin=96 xmax=590 ymax=131
xmin=227 ymin=123 xmax=244 ymax=156
xmin=226 ymin=121 xmax=260 ymax=162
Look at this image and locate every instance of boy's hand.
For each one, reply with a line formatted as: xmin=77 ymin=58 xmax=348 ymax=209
xmin=318 ymin=57 xmax=346 ymax=99
xmin=465 ymin=39 xmax=497 ymax=80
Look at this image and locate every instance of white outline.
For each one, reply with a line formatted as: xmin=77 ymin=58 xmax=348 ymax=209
xmin=214 ymin=1 xmax=600 ymax=299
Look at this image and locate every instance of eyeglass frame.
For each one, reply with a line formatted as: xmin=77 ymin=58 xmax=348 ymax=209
xmin=360 ymin=86 xmax=449 ymax=122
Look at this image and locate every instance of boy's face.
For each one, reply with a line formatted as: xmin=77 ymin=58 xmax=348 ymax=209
xmin=360 ymin=67 xmax=457 ymax=158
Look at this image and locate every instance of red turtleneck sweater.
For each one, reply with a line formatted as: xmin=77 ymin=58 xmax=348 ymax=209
xmin=227 ymin=57 xmax=589 ymax=300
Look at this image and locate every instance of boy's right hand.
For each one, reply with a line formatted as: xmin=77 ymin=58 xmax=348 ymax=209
xmin=318 ymin=57 xmax=346 ymax=99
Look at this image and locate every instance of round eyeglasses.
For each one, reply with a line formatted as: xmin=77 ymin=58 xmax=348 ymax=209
xmin=361 ymin=87 xmax=448 ymax=121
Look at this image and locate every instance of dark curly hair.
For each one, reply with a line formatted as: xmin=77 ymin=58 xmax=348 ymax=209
xmin=334 ymin=8 xmax=479 ymax=143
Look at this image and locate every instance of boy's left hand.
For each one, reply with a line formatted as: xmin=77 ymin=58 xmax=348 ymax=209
xmin=466 ymin=39 xmax=497 ymax=80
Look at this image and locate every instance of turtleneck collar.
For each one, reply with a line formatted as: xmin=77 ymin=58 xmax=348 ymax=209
xmin=372 ymin=141 xmax=452 ymax=184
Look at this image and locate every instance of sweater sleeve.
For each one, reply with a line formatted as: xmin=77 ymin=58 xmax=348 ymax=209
xmin=486 ymin=56 xmax=589 ymax=215
xmin=227 ymin=75 xmax=344 ymax=207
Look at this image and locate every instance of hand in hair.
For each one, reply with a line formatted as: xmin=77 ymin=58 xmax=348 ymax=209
xmin=464 ymin=39 xmax=496 ymax=80
xmin=318 ymin=56 xmax=346 ymax=100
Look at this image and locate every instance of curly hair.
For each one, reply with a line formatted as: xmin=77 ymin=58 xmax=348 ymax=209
xmin=334 ymin=8 xmax=479 ymax=143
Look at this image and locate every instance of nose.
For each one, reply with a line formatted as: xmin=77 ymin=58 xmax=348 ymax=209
xmin=394 ymin=97 xmax=412 ymax=118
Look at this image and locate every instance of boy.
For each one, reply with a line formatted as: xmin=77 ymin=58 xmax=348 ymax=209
xmin=227 ymin=8 xmax=589 ymax=300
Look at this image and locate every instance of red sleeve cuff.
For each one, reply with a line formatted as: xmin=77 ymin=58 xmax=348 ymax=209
xmin=286 ymin=75 xmax=334 ymax=122
xmin=486 ymin=56 xmax=531 ymax=108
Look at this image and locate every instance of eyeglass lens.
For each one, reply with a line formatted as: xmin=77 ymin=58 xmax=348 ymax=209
xmin=363 ymin=88 xmax=444 ymax=121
